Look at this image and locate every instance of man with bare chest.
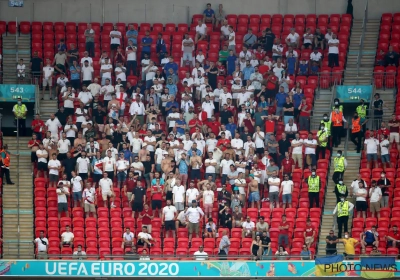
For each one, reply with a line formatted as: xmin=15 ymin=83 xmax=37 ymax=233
xmin=190 ymin=154 xmax=203 ymax=180
xmin=161 ymin=155 xmax=173 ymax=175
xmin=247 ymin=179 xmax=261 ymax=209
xmin=138 ymin=146 xmax=148 ymax=162
xmin=74 ymin=132 xmax=87 ymax=148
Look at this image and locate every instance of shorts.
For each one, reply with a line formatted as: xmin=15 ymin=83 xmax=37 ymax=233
xmin=43 ymin=78 xmax=53 ymax=87
xmin=188 ymin=222 xmax=199 ymax=234
xmin=166 ymin=191 xmax=173 ymax=201
xmin=390 ymin=132 xmax=399 ymax=143
xmin=204 ymin=203 xmax=213 ymax=213
xmin=370 ymin=201 xmax=381 ymax=213
xmin=31 ymin=151 xmax=38 ymax=163
xmin=93 ymin=173 xmax=102 ymax=183
xmin=111 ymin=44 xmax=120 ymax=50
xmin=84 ymin=203 xmax=96 ymax=213
xmin=175 ymin=202 xmax=184 ymax=211
xmin=306 ymin=154 xmax=317 ymax=166
xmin=165 ymin=220 xmax=176 ymax=231
xmin=256 ymin=148 xmax=264 ymax=155
xmin=282 ymin=194 xmax=292 ymax=203
xmin=132 ymin=202 xmax=143 ymax=212
xmin=49 ymin=174 xmax=59 ymax=183
xmin=73 ymin=191 xmax=82 ymax=201
xmin=356 ymin=201 xmax=367 ymax=211
xmin=32 ymin=71 xmax=41 ymax=78
xmin=102 ymin=191 xmax=113 ymax=201
xmin=381 ymin=154 xmax=390 ymax=163
xmin=303 ymin=43 xmax=312 ymax=48
xmin=305 ymin=236 xmax=314 ymax=245
xmin=79 ymin=173 xmax=88 ymax=180
xmin=58 ymin=202 xmax=68 ymax=212
xmin=249 ymin=191 xmax=261 ymax=202
xmin=365 ymin=241 xmax=375 ymax=246
xmin=38 ymin=162 xmax=48 ymax=171
xmin=183 ymin=52 xmax=193 ymax=61
xmin=152 ymin=200 xmax=162 ymax=210
xmin=117 ymin=171 xmax=127 ymax=182
xmin=367 ymin=153 xmax=378 ymax=161
xmin=269 ymin=192 xmax=279 ymax=203
xmin=137 ymin=239 xmax=145 ymax=246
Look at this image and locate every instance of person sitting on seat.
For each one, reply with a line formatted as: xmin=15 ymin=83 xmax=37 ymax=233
xmin=137 ymin=226 xmax=154 ymax=248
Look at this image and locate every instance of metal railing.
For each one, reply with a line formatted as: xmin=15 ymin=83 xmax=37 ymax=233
xmin=3 ymin=241 xmax=35 ymax=259
xmin=343 ymin=117 xmax=351 ymax=157
xmin=356 ymin=0 xmax=369 ymax=76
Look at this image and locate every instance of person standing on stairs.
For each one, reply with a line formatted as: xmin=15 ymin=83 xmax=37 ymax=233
xmin=333 ymin=195 xmax=354 ymax=238
xmin=332 ymin=150 xmax=347 ymax=185
xmin=305 ymin=169 xmax=321 ymax=208
xmin=334 ymin=180 xmax=348 ymax=203
xmin=330 ymin=105 xmax=347 ymax=148
xmin=356 ymin=99 xmax=368 ymax=134
xmin=350 ymin=112 xmax=367 ymax=153
xmin=12 ymin=97 xmax=27 ymax=136
xmin=320 ymin=113 xmax=332 ymax=154
xmin=349 ymin=174 xmax=368 ymax=205
xmin=316 ymin=123 xmax=328 ymax=160
xmin=1 ymin=144 xmax=15 ymax=185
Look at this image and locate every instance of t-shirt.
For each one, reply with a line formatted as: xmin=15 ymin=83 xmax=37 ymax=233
xmin=186 ymin=188 xmax=199 ymax=202
xmin=152 ymin=185 xmax=164 ymax=200
xmin=203 ymin=190 xmax=214 ymax=204
xmin=35 ymin=237 xmax=49 ymax=252
xmin=71 ymin=176 xmax=83 ymax=192
xmin=162 ymin=205 xmax=177 ymax=221
xmin=304 ymin=139 xmax=317 ymax=154
xmin=194 ymin=251 xmax=208 ymax=260
xmin=328 ymin=39 xmax=339 ymax=54
xmin=279 ymin=221 xmax=289 ymax=234
xmin=61 ymin=231 xmax=74 ymax=242
xmin=172 ymin=185 xmax=185 ymax=203
xmin=281 ymin=180 xmax=293 ymax=195
xmin=242 ymin=221 xmax=255 ymax=231
xmin=195 ymin=24 xmax=207 ymax=35
xmin=364 ymin=138 xmax=379 ymax=154
xmin=326 ymin=235 xmax=338 ymax=250
xmin=99 ymin=178 xmax=113 ymax=193
xmin=305 ymin=226 xmax=314 ymax=237
xmin=110 ymin=30 xmax=122 ymax=45
xmin=341 ymin=238 xmax=358 ymax=255
xmin=291 ymin=139 xmax=303 ymax=154
xmin=268 ymin=177 xmax=280 ymax=193
xmin=380 ymin=139 xmax=389 ymax=155
xmin=48 ymin=159 xmax=61 ymax=175
xmin=356 ymin=188 xmax=367 ymax=202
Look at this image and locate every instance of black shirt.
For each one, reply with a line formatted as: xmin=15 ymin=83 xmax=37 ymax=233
xmin=219 ymin=110 xmax=233 ymax=125
xmin=283 ymin=102 xmax=294 ymax=116
xmin=133 ymin=186 xmax=146 ymax=202
xmin=261 ymin=235 xmax=271 ymax=246
xmin=265 ymin=33 xmax=276 ymax=51
xmin=55 ymin=110 xmax=68 ymax=126
xmin=218 ymin=190 xmax=232 ymax=205
xmin=67 ymin=49 xmax=79 ymax=64
xmin=143 ymin=160 xmax=153 ymax=174
xmin=93 ymin=109 xmax=106 ymax=124
xmin=91 ymin=100 xmax=104 ymax=111
xmin=62 ymin=157 xmax=76 ymax=177
xmin=112 ymin=132 xmax=123 ymax=148
xmin=126 ymin=86 xmax=135 ymax=97
xmin=258 ymin=35 xmax=267 ymax=45
xmin=326 ymin=235 xmax=338 ymax=250
xmin=377 ymin=178 xmax=391 ymax=196
xmin=278 ymin=139 xmax=291 ymax=155
xmin=373 ymin=99 xmax=384 ymax=116
xmin=220 ymin=211 xmax=232 ymax=227
xmin=30 ymin=57 xmax=43 ymax=72
xmin=315 ymin=32 xmax=324 ymax=42
xmin=240 ymin=132 xmax=252 ymax=143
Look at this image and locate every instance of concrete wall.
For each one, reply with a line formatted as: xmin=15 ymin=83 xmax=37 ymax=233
xmin=0 ymin=0 xmax=397 ymax=23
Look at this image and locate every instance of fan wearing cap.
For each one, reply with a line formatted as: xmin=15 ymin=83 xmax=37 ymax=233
xmin=185 ymin=200 xmax=204 ymax=242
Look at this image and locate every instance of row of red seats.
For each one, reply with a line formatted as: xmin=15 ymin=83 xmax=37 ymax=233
xmin=381 ymin=13 xmax=400 ymax=24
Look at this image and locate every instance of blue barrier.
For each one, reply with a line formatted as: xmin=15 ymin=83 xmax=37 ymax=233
xmin=0 ymin=260 xmax=399 ymax=277
xmin=0 ymin=84 xmax=36 ymax=102
xmin=336 ymin=85 xmax=373 ymax=103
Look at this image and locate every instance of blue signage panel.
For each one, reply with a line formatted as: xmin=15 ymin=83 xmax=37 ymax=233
xmin=0 ymin=84 xmax=36 ymax=102
xmin=8 ymin=0 xmax=24 ymax=7
xmin=0 ymin=260 xmax=400 ymax=277
xmin=336 ymin=85 xmax=373 ymax=103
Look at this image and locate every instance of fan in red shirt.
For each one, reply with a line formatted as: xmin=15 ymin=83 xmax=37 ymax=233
xmin=266 ymin=72 xmax=278 ymax=90
xmin=258 ymin=64 xmax=270 ymax=76
xmin=208 ymin=116 xmax=221 ymax=136
xmin=151 ymin=180 xmax=164 ymax=218
xmin=242 ymin=112 xmax=255 ymax=134
xmin=217 ymin=132 xmax=230 ymax=151
xmin=281 ymin=152 xmax=295 ymax=177
xmin=375 ymin=121 xmax=390 ymax=140
xmin=123 ymin=171 xmax=138 ymax=201
xmin=28 ymin=133 xmax=41 ymax=173
xmin=226 ymin=99 xmax=237 ymax=116
xmin=304 ymin=219 xmax=316 ymax=248
xmin=278 ymin=215 xmax=290 ymax=247
xmin=254 ymin=46 xmax=266 ymax=60
xmin=139 ymin=204 xmax=154 ymax=233
xmin=31 ymin=114 xmax=45 ymax=140
xmin=198 ymin=107 xmax=208 ymax=123
xmin=188 ymin=114 xmax=203 ymax=135
xmin=387 ymin=225 xmax=400 ymax=248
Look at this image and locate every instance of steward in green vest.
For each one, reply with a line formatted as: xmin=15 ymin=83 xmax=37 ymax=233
xmin=332 ymin=98 xmax=344 ymax=112
xmin=334 ymin=195 xmax=354 ymax=238
xmin=356 ymin=99 xmax=368 ymax=119
xmin=316 ymin=123 xmax=328 ymax=161
xmin=12 ymin=97 xmax=27 ymax=136
xmin=334 ymin=180 xmax=348 ymax=203
xmin=306 ymin=169 xmax=321 ymax=208
xmin=332 ymin=150 xmax=346 ymax=185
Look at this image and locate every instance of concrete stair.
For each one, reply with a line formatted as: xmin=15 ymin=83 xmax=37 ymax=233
xmin=344 ymin=19 xmax=380 ymax=85
xmin=311 ymin=89 xmax=334 ymax=130
xmin=2 ymin=136 xmax=34 ymax=259
xmin=39 ymin=100 xmax=58 ymax=121
xmin=2 ymin=34 xmax=31 ymax=84
xmin=317 ymin=137 xmax=359 ymax=255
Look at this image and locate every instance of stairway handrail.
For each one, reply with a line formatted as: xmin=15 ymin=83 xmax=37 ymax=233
xmin=357 ymin=0 xmax=369 ymax=76
xmin=343 ymin=117 xmax=350 ymax=157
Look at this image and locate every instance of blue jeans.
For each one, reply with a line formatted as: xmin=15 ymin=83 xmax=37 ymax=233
xmin=85 ymin=42 xmax=94 ymax=57
xmin=155 ymin=164 xmax=162 ymax=173
xmin=126 ymin=60 xmax=137 ymax=76
xmin=146 ymin=79 xmax=153 ymax=89
xmin=221 ymin=174 xmax=228 ymax=185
